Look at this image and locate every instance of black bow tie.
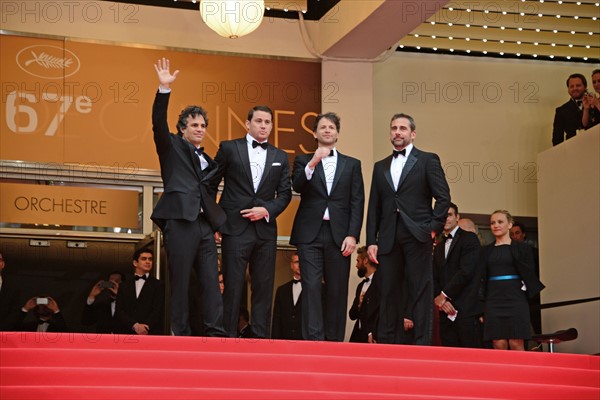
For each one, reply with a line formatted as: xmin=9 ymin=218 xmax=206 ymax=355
xmin=135 ymin=275 xmax=147 ymax=281
xmin=393 ymin=149 xmax=406 ymax=158
xmin=252 ymin=140 xmax=268 ymax=150
xmin=293 ymin=279 xmax=301 ymax=284
xmin=194 ymin=147 xmax=204 ymax=156
xmin=328 ymin=149 xmax=335 ymax=157
xmin=444 ymin=233 xmax=453 ymax=241
xmin=575 ymin=100 xmax=582 ymax=107
xmin=363 ymin=277 xmax=370 ymax=283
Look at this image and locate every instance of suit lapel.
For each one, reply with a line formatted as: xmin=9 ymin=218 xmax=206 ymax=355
xmin=235 ymin=139 xmax=254 ymax=189
xmin=447 ymin=228 xmax=461 ymax=258
xmin=397 ymin=148 xmax=418 ymax=190
xmin=330 ymin=153 xmax=346 ymax=195
xmin=257 ymin=146 xmax=276 ymax=191
xmin=383 ymin=156 xmax=395 ymax=192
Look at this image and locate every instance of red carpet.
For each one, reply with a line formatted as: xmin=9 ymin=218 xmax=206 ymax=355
xmin=1 ymin=332 xmax=599 ymax=399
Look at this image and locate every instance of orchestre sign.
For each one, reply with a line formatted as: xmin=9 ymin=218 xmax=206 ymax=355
xmin=0 ymin=183 xmax=139 ymax=228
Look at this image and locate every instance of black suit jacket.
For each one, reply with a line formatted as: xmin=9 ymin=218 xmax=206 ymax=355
xmin=271 ymin=280 xmax=303 ymax=340
xmin=349 ymin=276 xmax=380 ymax=343
xmin=82 ymin=297 xmax=118 ymax=334
xmin=290 ymin=152 xmax=364 ymax=247
xmin=19 ymin=311 xmax=68 ymax=332
xmin=479 ymin=241 xmax=545 ymax=301
xmin=0 ymin=276 xmax=21 ymax=331
xmin=552 ymin=99 xmax=583 ymax=146
xmin=150 ymin=91 xmax=225 ymax=231
xmin=367 ymin=147 xmax=450 ymax=252
xmin=115 ymin=275 xmax=164 ymax=335
xmin=433 ymin=228 xmax=482 ymax=319
xmin=211 ymin=138 xmax=291 ymax=239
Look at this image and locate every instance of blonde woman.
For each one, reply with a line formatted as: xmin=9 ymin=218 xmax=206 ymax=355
xmin=480 ymin=210 xmax=545 ymax=350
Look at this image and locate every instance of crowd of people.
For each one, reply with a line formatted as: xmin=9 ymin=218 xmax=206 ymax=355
xmin=0 ymin=58 xmax=553 ymax=351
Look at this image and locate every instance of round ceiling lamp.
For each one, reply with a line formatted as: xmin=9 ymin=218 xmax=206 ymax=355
xmin=200 ymin=0 xmax=265 ymax=39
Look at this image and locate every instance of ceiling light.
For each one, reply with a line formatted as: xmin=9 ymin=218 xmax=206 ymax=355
xmin=431 ymin=21 xmax=436 ymax=25
xmin=466 ymin=50 xmax=471 ymax=53
xmin=517 ymin=53 xmax=521 ymax=56
xmin=556 ymin=15 xmax=561 ymax=18
xmin=553 ymin=29 xmax=558 ymax=33
xmin=571 ymin=31 xmax=575 ymax=34
xmin=483 ymin=25 xmax=488 ymax=29
xmin=432 ymin=35 xmax=436 ymax=38
xmin=466 ymin=24 xmax=470 ymax=27
xmin=500 ymin=52 xmax=504 ymax=55
xmin=466 ymin=38 xmax=470 ymax=41
xmin=574 ymin=16 xmax=579 ymax=19
xmin=449 ymin=37 xmax=453 ymax=40
xmin=533 ymin=54 xmax=538 ymax=57
xmin=551 ymin=43 xmax=556 ymax=46
xmin=586 ymin=45 xmax=591 ymax=48
xmin=517 ymin=41 xmax=522 ymax=44
xmin=518 ymin=27 xmax=523 ymax=31
xmin=483 ymin=39 xmax=487 ymax=42
xmin=450 ymin=48 xmax=454 ymax=52
xmin=502 ymin=11 xmax=507 ymax=15
xmin=501 ymin=26 xmax=505 ymax=30
xmin=500 ymin=39 xmax=504 ymax=43
xmin=568 ymin=44 xmax=573 ymax=47
xmin=483 ymin=50 xmax=488 ymax=54
xmin=536 ymin=28 xmax=540 ymax=32
xmin=538 ymin=14 xmax=543 ymax=17
xmin=584 ymin=57 xmax=588 ymax=60
xmin=534 ymin=42 xmax=538 ymax=45
xmin=567 ymin=56 xmax=571 ymax=59
xmin=550 ymin=55 xmax=554 ymax=58
xmin=200 ymin=0 xmax=265 ymax=39
xmin=414 ymin=34 xmax=419 ymax=37
xmin=448 ymin=7 xmax=453 ymax=11
xmin=416 ymin=46 xmax=421 ymax=49
xmin=433 ymin=47 xmax=438 ymax=51
xmin=448 ymin=23 xmax=453 ymax=26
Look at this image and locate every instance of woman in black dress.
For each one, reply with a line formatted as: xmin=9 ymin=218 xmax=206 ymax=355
xmin=481 ymin=210 xmax=544 ymax=350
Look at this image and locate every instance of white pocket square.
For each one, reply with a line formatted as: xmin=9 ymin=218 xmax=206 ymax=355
xmin=272 ymin=162 xmax=281 ymax=166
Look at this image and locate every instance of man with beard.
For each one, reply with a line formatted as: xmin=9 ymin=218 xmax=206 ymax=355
xmin=552 ymin=73 xmax=588 ymax=146
xmin=349 ymin=247 xmax=380 ymax=343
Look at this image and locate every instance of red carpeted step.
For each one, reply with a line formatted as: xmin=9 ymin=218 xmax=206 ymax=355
xmin=2 ymin=366 xmax=598 ymax=399
xmin=1 ymin=347 xmax=598 ymax=388
xmin=1 ymin=333 xmax=598 ymax=399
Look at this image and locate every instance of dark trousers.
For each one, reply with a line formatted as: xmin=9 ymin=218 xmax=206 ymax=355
xmin=439 ymin=313 xmax=483 ymax=348
xmin=376 ymin=217 xmax=434 ymax=345
xmin=298 ymin=221 xmax=350 ymax=341
xmin=221 ymin=224 xmax=276 ymax=338
xmin=163 ymin=216 xmax=225 ymax=336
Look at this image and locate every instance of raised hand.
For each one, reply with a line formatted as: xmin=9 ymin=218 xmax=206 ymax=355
xmin=154 ymin=57 xmax=180 ymax=89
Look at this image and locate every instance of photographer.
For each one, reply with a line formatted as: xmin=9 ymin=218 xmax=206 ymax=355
xmin=82 ymin=271 xmax=124 ymax=333
xmin=19 ymin=296 xmax=67 ymax=333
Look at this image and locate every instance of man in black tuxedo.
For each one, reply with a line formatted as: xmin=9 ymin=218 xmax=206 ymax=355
xmin=82 ymin=271 xmax=124 ymax=333
xmin=150 ymin=58 xmax=226 ymax=336
xmin=552 ymin=73 xmax=587 ymax=146
xmin=349 ymin=247 xmax=380 ymax=343
xmin=433 ymin=203 xmax=483 ymax=348
xmin=290 ymin=112 xmax=364 ymax=341
xmin=211 ymin=106 xmax=292 ymax=339
xmin=115 ymin=248 xmax=164 ymax=335
xmin=0 ymin=252 xmax=21 ymax=331
xmin=271 ymin=253 xmax=303 ymax=340
xmin=19 ymin=297 xmax=67 ymax=332
xmin=367 ymin=113 xmax=450 ymax=345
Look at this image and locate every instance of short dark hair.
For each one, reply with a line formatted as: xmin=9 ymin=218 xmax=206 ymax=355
xmin=107 ymin=270 xmax=125 ymax=281
xmin=390 ymin=113 xmax=416 ymax=131
xmin=356 ymin=246 xmax=373 ymax=267
xmin=247 ymin=105 xmax=273 ymax=121
xmin=313 ymin=112 xmax=340 ymax=132
xmin=567 ymin=73 xmax=587 ymax=88
xmin=177 ymin=106 xmax=208 ymax=135
xmin=512 ymin=221 xmax=526 ymax=234
xmin=133 ymin=247 xmax=153 ymax=261
xmin=448 ymin=202 xmax=458 ymax=215
xmin=593 ymin=69 xmax=600 ymax=76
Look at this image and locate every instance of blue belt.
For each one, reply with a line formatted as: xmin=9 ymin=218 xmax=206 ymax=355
xmin=489 ymin=275 xmax=521 ymax=281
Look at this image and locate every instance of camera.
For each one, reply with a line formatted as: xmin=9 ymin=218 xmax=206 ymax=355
xmin=36 ymin=297 xmax=49 ymax=305
xmin=99 ymin=281 xmax=115 ymax=289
